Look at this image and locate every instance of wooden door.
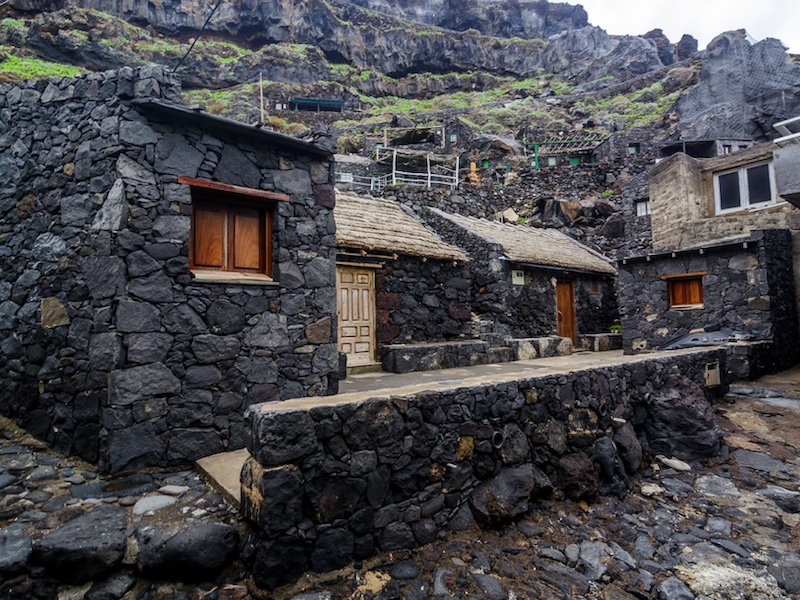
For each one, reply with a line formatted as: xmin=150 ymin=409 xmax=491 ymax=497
xmin=336 ymin=267 xmax=376 ymax=366
xmin=556 ymin=279 xmax=576 ymax=344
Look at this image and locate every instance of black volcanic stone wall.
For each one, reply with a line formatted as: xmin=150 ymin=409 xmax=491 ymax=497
xmin=617 ymin=231 xmax=798 ymax=370
xmin=421 ymin=209 xmax=557 ymax=338
xmin=763 ymin=230 xmax=800 ymax=369
xmin=0 ymin=66 xmax=339 ymax=473
xmin=374 ymin=254 xmax=472 ymax=348
xmin=576 ymin=277 xmax=619 ymax=334
xmin=241 ymin=349 xmax=723 ymax=589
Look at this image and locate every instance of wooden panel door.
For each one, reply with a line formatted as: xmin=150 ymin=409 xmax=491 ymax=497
xmin=556 ymin=279 xmax=576 ymax=344
xmin=336 ymin=267 xmax=376 ymax=366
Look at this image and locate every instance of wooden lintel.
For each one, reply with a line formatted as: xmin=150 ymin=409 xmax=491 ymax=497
xmin=661 ymin=272 xmax=707 ymax=280
xmin=178 ymin=176 xmax=290 ymax=202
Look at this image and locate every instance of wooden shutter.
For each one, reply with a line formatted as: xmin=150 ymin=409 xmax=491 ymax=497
xmin=230 ymin=207 xmax=263 ymax=271
xmin=192 ymin=205 xmax=225 ymax=268
xmin=668 ymin=277 xmax=703 ymax=307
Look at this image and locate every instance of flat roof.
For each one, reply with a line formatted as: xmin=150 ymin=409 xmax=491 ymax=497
xmin=133 ymin=98 xmax=333 ymax=157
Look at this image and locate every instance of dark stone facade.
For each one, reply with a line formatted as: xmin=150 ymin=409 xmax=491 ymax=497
xmin=0 ymin=67 xmax=339 ymax=472
xmin=241 ymin=349 xmax=724 ymax=589
xmin=422 ymin=209 xmax=618 ymax=339
xmin=576 ymin=277 xmax=619 ymax=335
xmin=374 ymin=254 xmax=472 ymax=348
xmin=617 ymin=230 xmax=799 ymax=374
xmin=422 ymin=209 xmax=558 ymax=338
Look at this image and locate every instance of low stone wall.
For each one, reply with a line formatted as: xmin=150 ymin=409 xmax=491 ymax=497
xmin=576 ymin=333 xmax=623 ymax=352
xmin=240 ymin=349 xmax=724 ymax=589
xmin=381 ymin=340 xmax=496 ymax=373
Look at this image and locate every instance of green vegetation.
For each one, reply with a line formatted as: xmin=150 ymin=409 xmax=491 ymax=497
xmin=574 ymin=79 xmax=683 ymax=129
xmin=0 ymin=50 xmax=84 ymax=81
xmin=196 ymin=40 xmax=250 ymax=64
xmin=0 ymin=18 xmax=25 ymax=30
xmin=549 ymin=80 xmax=574 ymax=96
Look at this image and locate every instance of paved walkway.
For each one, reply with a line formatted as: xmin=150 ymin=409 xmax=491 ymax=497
xmin=199 ymin=348 xmax=716 ymax=505
xmin=255 ymin=348 xmax=714 ymax=414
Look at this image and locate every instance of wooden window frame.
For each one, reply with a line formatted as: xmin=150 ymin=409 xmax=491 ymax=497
xmin=588 ymin=278 xmax=601 ymax=296
xmin=662 ymin=272 xmax=705 ymax=309
xmin=180 ymin=176 xmax=288 ymax=283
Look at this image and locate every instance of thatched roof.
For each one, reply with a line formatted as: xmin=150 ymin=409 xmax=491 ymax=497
xmin=429 ymin=209 xmax=616 ymax=275
xmin=335 ymin=192 xmax=468 ymax=262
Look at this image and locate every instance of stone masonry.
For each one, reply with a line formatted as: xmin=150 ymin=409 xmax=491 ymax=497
xmin=617 ymin=230 xmax=800 ymax=375
xmin=240 ymin=349 xmax=724 ymax=590
xmin=0 ymin=66 xmax=339 ymax=473
xmin=375 ymin=253 xmax=473 ymax=349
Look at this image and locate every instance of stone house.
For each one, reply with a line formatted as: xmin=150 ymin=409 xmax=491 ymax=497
xmin=617 ymin=142 xmax=800 ymax=376
xmin=333 ymin=192 xmax=469 ymax=370
xmin=0 ymin=66 xmax=340 ymax=473
xmin=423 ymin=210 xmax=619 ymax=345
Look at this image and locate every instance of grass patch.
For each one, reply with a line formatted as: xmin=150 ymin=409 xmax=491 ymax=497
xmin=0 ymin=52 xmax=84 ymax=81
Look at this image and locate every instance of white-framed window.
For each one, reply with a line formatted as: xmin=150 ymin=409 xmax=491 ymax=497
xmin=713 ymin=161 xmax=776 ymax=214
xmin=635 ymin=199 xmax=651 ymax=217
xmin=547 ymin=156 xmax=558 ymax=167
xmin=336 ymin=172 xmax=354 ymax=183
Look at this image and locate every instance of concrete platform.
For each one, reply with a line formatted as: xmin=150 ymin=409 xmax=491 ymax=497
xmin=196 ymin=447 xmax=249 ymax=509
xmin=195 ymin=348 xmax=717 ymax=508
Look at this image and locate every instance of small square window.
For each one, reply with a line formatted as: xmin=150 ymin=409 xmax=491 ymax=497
xmin=664 ymin=273 xmax=704 ymax=309
xmin=180 ymin=176 xmax=286 ymax=281
xmin=627 ymin=143 xmax=640 ymax=155
xmin=635 ymin=199 xmax=651 ymax=217
xmin=547 ymin=156 xmax=558 ymax=167
xmin=337 ymin=172 xmax=354 ymax=183
xmin=588 ymin=279 xmax=601 ymax=295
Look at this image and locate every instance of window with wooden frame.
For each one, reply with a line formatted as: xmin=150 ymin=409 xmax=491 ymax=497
xmin=663 ymin=273 xmax=705 ymax=309
xmin=588 ymin=279 xmax=601 ymax=296
xmin=179 ymin=176 xmax=289 ymax=283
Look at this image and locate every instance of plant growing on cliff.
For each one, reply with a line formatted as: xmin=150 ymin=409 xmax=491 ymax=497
xmin=0 ymin=49 xmax=84 ymax=82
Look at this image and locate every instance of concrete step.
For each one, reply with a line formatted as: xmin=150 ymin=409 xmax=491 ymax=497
xmin=195 ymin=447 xmax=249 ymax=510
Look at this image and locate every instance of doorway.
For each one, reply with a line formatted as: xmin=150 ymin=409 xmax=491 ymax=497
xmin=556 ymin=278 xmax=576 ymax=344
xmin=336 ymin=266 xmax=377 ymax=367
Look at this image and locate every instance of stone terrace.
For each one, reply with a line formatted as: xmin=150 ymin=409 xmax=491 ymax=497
xmin=236 ymin=348 xmax=727 ymax=589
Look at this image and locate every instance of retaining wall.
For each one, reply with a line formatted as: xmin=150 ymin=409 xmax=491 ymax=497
xmin=241 ymin=349 xmax=723 ymax=589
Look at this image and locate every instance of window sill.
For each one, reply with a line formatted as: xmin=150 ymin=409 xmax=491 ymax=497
xmin=716 ymin=201 xmax=785 ymax=216
xmin=669 ymin=304 xmax=705 ymax=311
xmin=191 ymin=270 xmax=278 ymax=286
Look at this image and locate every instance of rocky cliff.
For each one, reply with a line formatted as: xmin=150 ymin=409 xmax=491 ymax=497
xmin=6 ymin=0 xmax=663 ymax=84
xmin=342 ymin=0 xmax=589 ymax=40
xmin=2 ymin=0 xmax=798 ymax=141
xmin=677 ymin=30 xmax=800 ymax=140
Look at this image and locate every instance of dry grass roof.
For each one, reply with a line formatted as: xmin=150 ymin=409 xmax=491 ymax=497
xmin=430 ymin=209 xmax=616 ymax=275
xmin=335 ymin=192 xmax=468 ymax=262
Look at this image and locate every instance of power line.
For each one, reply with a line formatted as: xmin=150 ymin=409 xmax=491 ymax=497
xmin=173 ymin=0 xmax=225 ymax=73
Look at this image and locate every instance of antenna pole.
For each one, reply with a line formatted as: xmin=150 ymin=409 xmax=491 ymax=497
xmin=173 ymin=0 xmax=225 ymax=73
xmin=260 ymin=72 xmax=265 ymax=125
